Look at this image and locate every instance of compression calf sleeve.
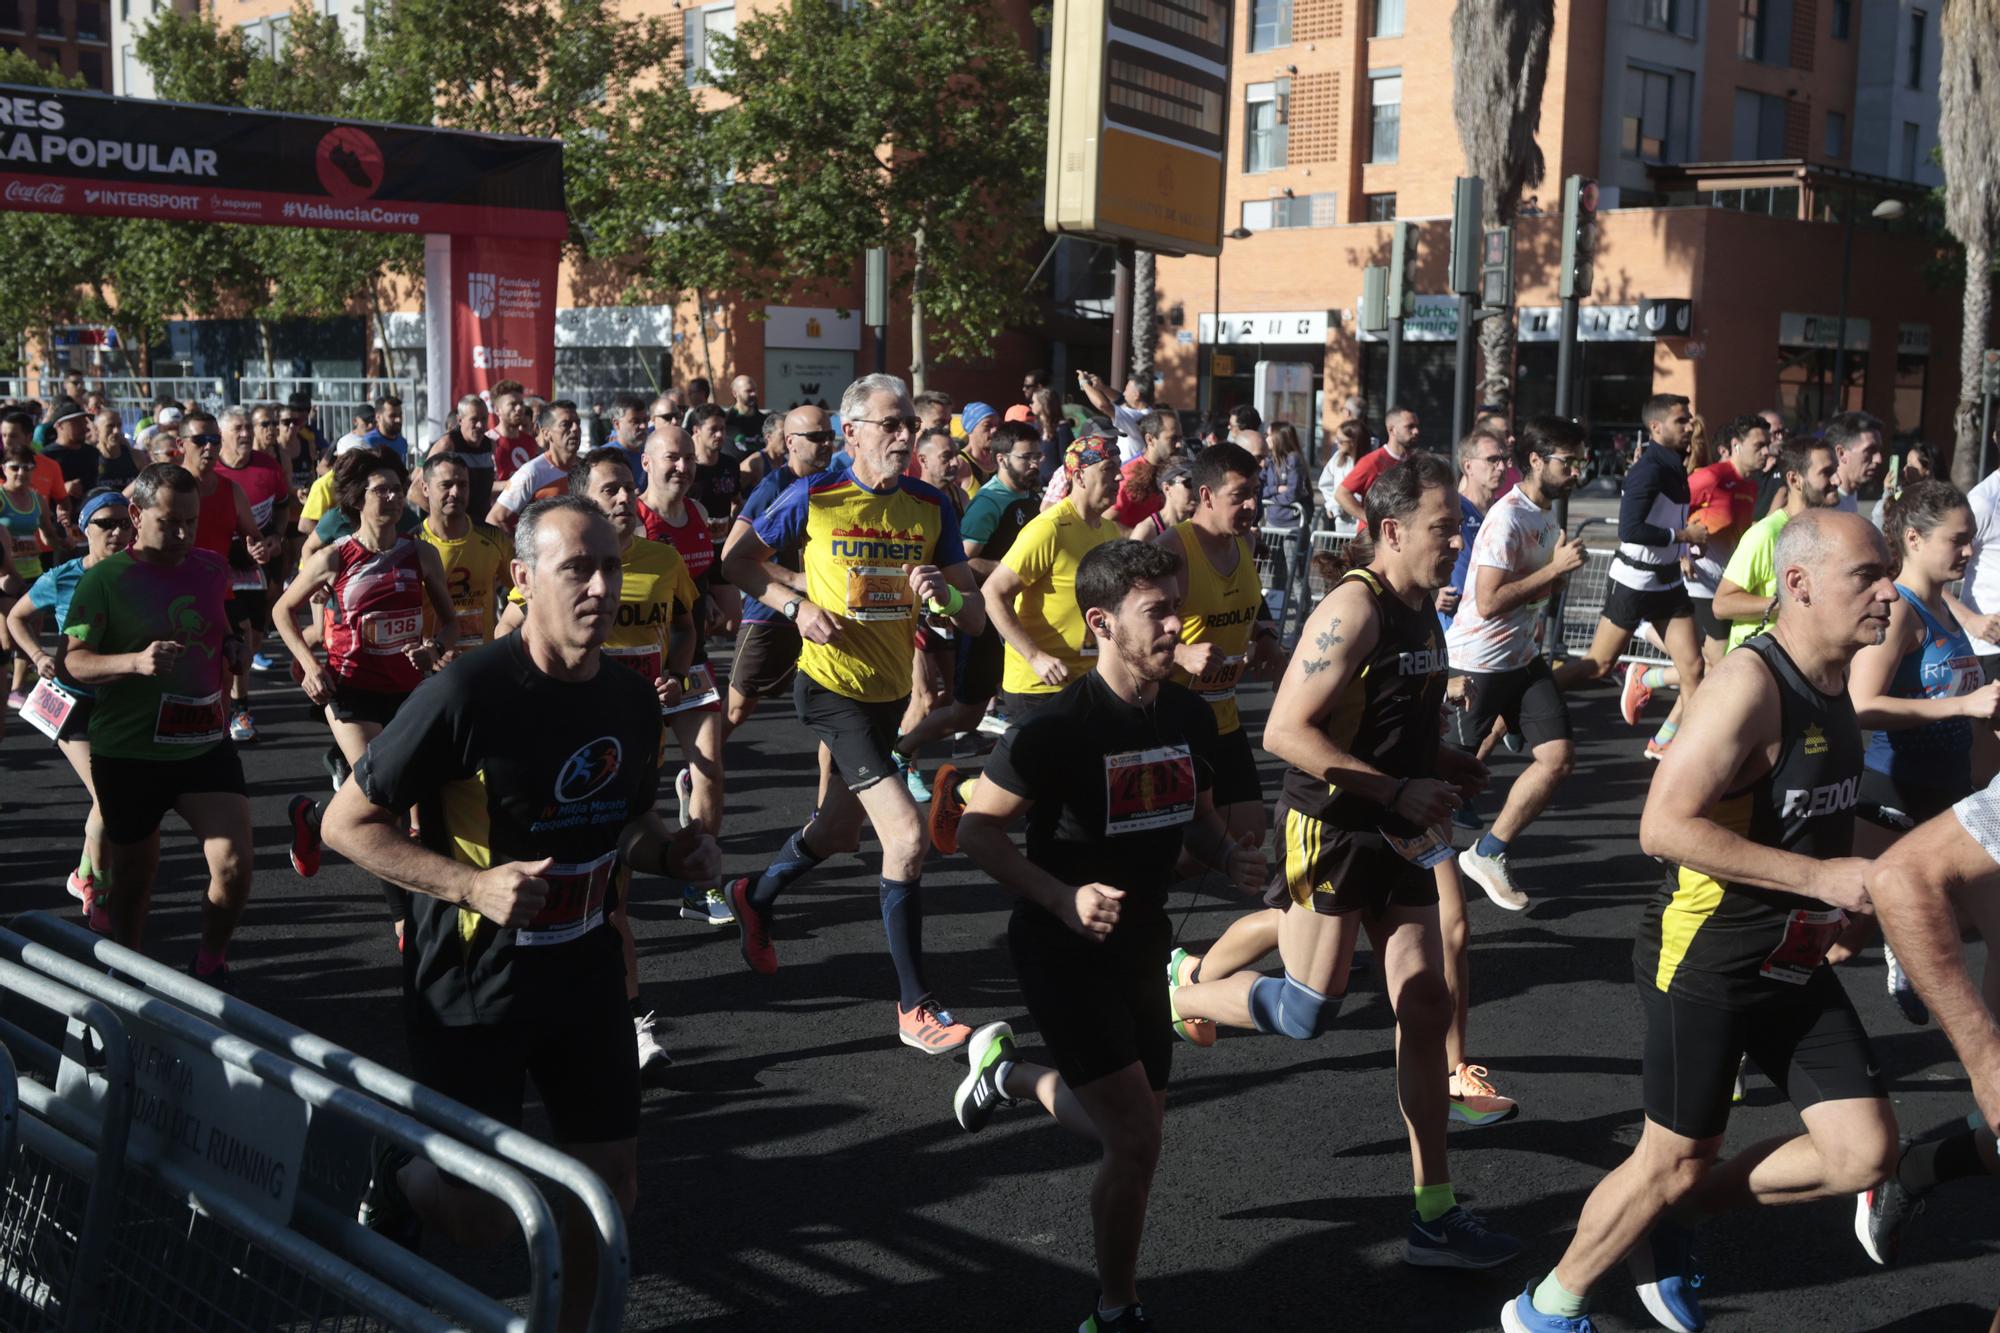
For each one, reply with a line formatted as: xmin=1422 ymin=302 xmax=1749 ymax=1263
xmin=879 ymin=877 xmax=927 ymax=1008
xmin=749 ymin=827 xmax=823 ymax=912
xmin=1248 ymin=972 xmax=1343 ymax=1040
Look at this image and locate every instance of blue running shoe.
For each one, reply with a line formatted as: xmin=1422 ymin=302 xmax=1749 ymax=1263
xmin=1403 ymin=1205 xmax=1522 ymax=1269
xmin=1501 ymin=1285 xmax=1596 ymax=1333
xmin=251 ymin=651 xmax=279 ymax=673
xmin=1452 ymin=797 xmax=1485 ymax=831
xmin=1628 ymin=1220 xmax=1705 ymax=1331
xmin=893 ymin=751 xmax=932 ymax=802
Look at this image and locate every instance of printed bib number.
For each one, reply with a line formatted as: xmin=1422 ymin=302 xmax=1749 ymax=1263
xmin=515 ymin=852 xmax=615 ymax=947
xmin=606 ymin=644 xmax=663 ymax=683
xmin=21 ymin=678 xmax=75 ymax=742
xmin=1104 ymin=744 xmax=1196 ymax=835
xmin=154 ymin=690 xmax=225 ymax=747
xmin=454 ymin=608 xmax=488 ymax=642
xmin=1759 ymin=907 xmax=1848 ymax=985
xmin=1382 ymin=824 xmax=1456 ymax=868
xmin=359 ymin=610 xmax=420 ymax=653
xmin=664 ymin=662 xmax=721 ymax=716
xmin=230 ymin=565 xmax=267 ymax=592
xmin=1946 ymin=654 xmax=1982 ymax=698
xmin=845 ymin=565 xmax=913 ymax=622
xmin=1192 ymin=653 xmax=1246 ymax=702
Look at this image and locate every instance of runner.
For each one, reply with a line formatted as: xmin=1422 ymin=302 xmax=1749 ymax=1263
xmin=1712 ymin=434 xmax=1842 ymax=650
xmin=57 ymin=464 xmax=253 ymax=978
xmin=423 ymin=394 xmax=498 ymax=516
xmin=2 ymin=438 xmax=67 ymax=705
xmin=1128 ymin=461 xmax=1195 ymax=543
xmin=720 ymin=373 xmax=988 ymax=1054
xmin=1109 ymin=409 xmax=1184 ymax=532
xmin=1504 ymin=509 xmax=1898 ymax=1333
xmin=1554 ymin=393 xmax=1708 ymax=760
xmin=363 ymin=392 xmax=410 ymax=464
xmin=1167 ymin=452 xmax=1522 ymax=1269
xmin=687 ymin=402 xmax=743 ymax=532
xmin=319 ymin=494 xmax=720 ymax=1333
xmin=212 ymin=406 xmax=290 ymax=741
xmin=5 ymin=487 xmax=131 ymax=918
xmin=488 ymin=385 xmax=541 ymax=490
xmin=487 ymin=400 xmax=585 ymax=530
xmin=736 ymin=408 xmax=787 ymax=493
xmin=414 ymin=452 xmax=513 ymax=656
xmin=950 ymin=539 xmax=1264 ymax=1333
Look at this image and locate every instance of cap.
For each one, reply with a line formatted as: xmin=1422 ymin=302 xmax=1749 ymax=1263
xmin=334 ymin=432 xmax=373 ymax=455
xmin=1064 ymin=427 xmax=1118 ymax=478
xmin=50 ymin=395 xmax=88 ymax=426
xmin=1003 ymin=403 xmax=1033 ymax=423
xmin=155 ymin=405 xmax=184 ymax=427
xmin=961 ymin=402 xmax=996 ymax=436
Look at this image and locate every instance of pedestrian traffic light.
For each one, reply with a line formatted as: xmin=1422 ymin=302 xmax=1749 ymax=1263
xmin=1559 ymin=175 xmax=1597 ymax=302
xmin=1388 ymin=220 xmax=1419 ymax=319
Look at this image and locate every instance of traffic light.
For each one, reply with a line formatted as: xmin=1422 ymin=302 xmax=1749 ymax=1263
xmin=1559 ymin=175 xmax=1597 ymax=301
xmin=1360 ymin=266 xmax=1388 ymax=334
xmin=1449 ymin=177 xmax=1484 ymax=296
xmin=1388 ymin=219 xmax=1419 ymax=319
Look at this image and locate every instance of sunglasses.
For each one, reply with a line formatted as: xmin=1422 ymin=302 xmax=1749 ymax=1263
xmin=186 ymin=433 xmax=221 ymax=446
xmin=87 ymin=517 xmax=130 ymax=531
xmin=253 ymin=420 xmax=276 ymax=428
xmin=278 ymin=417 xmax=299 ymax=426
xmin=790 ymin=429 xmax=837 ymax=445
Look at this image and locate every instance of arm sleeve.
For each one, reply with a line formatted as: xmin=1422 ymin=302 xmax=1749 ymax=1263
xmin=353 ymin=672 xmax=469 ymax=812
xmin=1618 ymin=455 xmax=1675 ymax=546
xmin=751 ymin=473 xmax=812 ymax=552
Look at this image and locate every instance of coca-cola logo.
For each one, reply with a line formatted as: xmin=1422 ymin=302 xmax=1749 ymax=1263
xmin=4 ymin=180 xmax=66 ymax=206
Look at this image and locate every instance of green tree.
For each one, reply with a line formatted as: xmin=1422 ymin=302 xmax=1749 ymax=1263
xmin=0 ymin=55 xmax=110 ymax=373
xmin=699 ymin=0 xmax=1048 ymax=391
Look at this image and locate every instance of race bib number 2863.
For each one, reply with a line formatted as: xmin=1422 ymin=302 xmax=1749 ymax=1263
xmin=1103 ymin=744 xmax=1196 ymax=835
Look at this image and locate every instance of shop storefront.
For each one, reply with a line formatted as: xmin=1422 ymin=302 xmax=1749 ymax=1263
xmin=1196 ymin=309 xmax=1328 ymax=454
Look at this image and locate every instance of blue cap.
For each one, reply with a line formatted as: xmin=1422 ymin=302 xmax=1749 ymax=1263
xmin=961 ymin=402 xmax=996 ymax=436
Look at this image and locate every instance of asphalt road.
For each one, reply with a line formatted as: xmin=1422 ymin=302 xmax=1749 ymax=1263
xmin=1 ymin=646 xmax=1994 ymax=1333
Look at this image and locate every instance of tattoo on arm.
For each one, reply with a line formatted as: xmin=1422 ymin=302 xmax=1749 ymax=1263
xmin=1313 ymin=618 xmax=1345 ymax=652
xmin=1302 ymin=657 xmax=1330 ymax=676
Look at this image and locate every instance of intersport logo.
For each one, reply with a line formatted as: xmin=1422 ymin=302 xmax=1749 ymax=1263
xmin=4 ymin=180 xmax=64 ymax=205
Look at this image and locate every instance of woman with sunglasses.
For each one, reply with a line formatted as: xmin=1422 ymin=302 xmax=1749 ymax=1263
xmin=6 ymin=487 xmax=133 ymax=920
xmin=1127 ymin=461 xmax=1196 ymax=542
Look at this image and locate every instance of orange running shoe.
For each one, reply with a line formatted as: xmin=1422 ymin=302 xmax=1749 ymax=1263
xmin=929 ymin=763 xmax=968 ymax=855
xmin=1620 ymin=661 xmax=1653 ymax=726
xmin=897 ymin=995 xmax=972 ymax=1056
xmin=1448 ymin=1062 xmax=1519 ymax=1127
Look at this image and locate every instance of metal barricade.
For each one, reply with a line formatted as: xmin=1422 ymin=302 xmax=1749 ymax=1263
xmin=0 ymin=1038 xmax=15 ymax=1176
xmin=1 ymin=915 xmax=601 ymax=1332
xmin=1303 ymin=528 xmax=1355 ymax=607
xmin=239 ymin=376 xmax=426 ymax=446
xmin=1553 ymin=519 xmax=1671 ymax=665
xmin=1253 ymin=526 xmax=1313 ymax=646
xmin=90 ymin=377 xmax=231 ymax=425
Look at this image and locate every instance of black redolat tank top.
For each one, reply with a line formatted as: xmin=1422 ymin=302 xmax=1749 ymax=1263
xmin=1280 ymin=567 xmax=1447 ymax=834
xmin=1634 ymin=633 xmax=1863 ymax=1008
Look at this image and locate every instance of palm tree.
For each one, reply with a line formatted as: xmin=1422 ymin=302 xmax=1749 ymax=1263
xmin=1450 ymin=0 xmax=1556 ymax=414
xmin=1132 ymin=249 xmax=1157 ymax=387
xmin=1941 ymin=0 xmax=2000 ymax=486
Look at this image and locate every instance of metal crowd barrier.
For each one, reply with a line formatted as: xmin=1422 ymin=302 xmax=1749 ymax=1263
xmin=1552 ymin=519 xmax=1672 ymax=667
xmin=1 ymin=911 xmax=632 ymax=1332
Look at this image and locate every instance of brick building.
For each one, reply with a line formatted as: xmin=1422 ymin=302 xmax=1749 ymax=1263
xmin=4 ymin=0 xmax=114 ymax=90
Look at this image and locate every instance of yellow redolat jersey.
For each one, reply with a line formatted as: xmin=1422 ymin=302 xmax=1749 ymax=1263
xmin=509 ymin=536 xmax=695 ymax=681
xmin=1167 ymin=521 xmax=1261 ymax=734
xmin=421 ymin=518 xmax=513 ymax=644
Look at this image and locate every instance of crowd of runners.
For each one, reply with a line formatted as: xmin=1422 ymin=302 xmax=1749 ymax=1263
xmin=0 ymin=366 xmax=1994 ymax=1333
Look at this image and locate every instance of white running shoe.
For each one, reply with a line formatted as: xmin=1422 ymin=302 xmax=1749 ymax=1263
xmin=635 ymin=1011 xmax=673 ymax=1073
xmin=1459 ymin=845 xmax=1529 ymax=911
xmin=674 ymin=767 xmax=692 ymax=828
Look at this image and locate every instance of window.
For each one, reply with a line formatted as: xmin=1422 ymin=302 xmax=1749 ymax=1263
xmin=1732 ymin=88 xmax=1787 ymax=158
xmin=76 ymin=0 xmax=101 ymax=41
xmin=1248 ymin=0 xmax=1291 ymax=52
xmin=1824 ymin=110 xmax=1845 ymax=157
xmin=1830 ymin=0 xmax=1851 ymax=38
xmin=119 ymin=43 xmax=133 ymax=92
xmin=77 ymin=50 xmax=101 ymax=86
xmin=1637 ymin=0 xmax=1678 ymax=33
xmin=1621 ymin=67 xmax=1674 ymax=162
xmin=1368 ymin=73 xmax=1401 ymax=164
xmin=1244 ymin=79 xmax=1289 ymax=173
xmin=1737 ymin=0 xmax=1764 ymax=59
xmin=1907 ymin=9 xmax=1926 ymax=90
xmin=34 ymin=0 xmax=59 ymax=37
xmin=1243 ymin=192 xmax=1336 ymax=231
xmin=1365 ymin=192 xmax=1398 ymax=221
xmin=1901 ymin=121 xmax=1922 ymax=177
xmin=1372 ymin=0 xmax=1404 ymax=38
xmin=0 ymin=0 xmax=20 ymax=31
xmin=683 ymin=3 xmax=734 ymax=88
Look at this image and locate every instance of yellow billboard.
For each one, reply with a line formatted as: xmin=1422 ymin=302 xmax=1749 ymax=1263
xmin=1045 ymin=0 xmax=1232 ymax=258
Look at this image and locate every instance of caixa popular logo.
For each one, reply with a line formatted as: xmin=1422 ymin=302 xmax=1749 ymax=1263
xmin=4 ymin=180 xmax=64 ymax=206
xmin=554 ymin=736 xmax=623 ymax=804
xmin=467 ymin=271 xmax=496 ymax=319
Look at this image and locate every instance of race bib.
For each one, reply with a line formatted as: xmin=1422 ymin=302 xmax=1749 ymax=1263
xmin=515 ymin=852 xmax=615 ymax=947
xmin=1192 ymin=653 xmax=1246 ymax=702
xmin=1104 ymin=744 xmax=1196 ymax=835
xmin=1946 ymin=654 xmax=1982 ymax=698
xmin=1759 ymin=907 xmax=1848 ymax=985
xmin=21 ymin=678 xmax=75 ymax=743
xmin=1382 ymin=824 xmax=1456 ymax=868
xmin=359 ymin=609 xmax=421 ymax=653
xmin=663 ymin=662 xmax=721 ymax=716
xmin=230 ymin=565 xmax=267 ymax=592
xmin=454 ymin=608 xmax=488 ymax=642
xmin=605 ymin=644 xmax=663 ymax=682
xmin=845 ymin=565 xmax=913 ymax=622
xmin=154 ymin=690 xmax=226 ymax=747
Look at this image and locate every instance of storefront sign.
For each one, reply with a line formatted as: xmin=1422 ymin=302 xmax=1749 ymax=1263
xmin=764 ymin=305 xmax=862 ymax=352
xmin=1517 ymin=300 xmax=1693 ymax=343
xmin=1898 ymin=323 xmax=1932 ymax=357
xmin=1199 ymin=309 xmax=1331 ymax=346
xmin=766 ymin=349 xmax=853 ymax=410
xmin=1779 ymin=312 xmax=1870 ymax=351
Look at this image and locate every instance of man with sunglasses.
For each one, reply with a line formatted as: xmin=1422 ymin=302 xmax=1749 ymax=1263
xmin=213 ymin=407 xmax=289 ymax=742
xmin=721 ymin=373 xmax=988 ymax=1055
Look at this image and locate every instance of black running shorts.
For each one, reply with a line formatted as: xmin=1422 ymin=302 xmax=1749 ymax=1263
xmin=1859 ymin=765 xmax=1968 ymax=829
xmin=1450 ymin=658 xmax=1571 ymax=752
xmin=1009 ymin=907 xmax=1172 ymax=1092
xmin=953 ymin=627 xmax=1004 ymax=708
xmin=92 ymin=741 xmax=247 ymax=845
xmin=403 ymin=957 xmax=639 ymax=1144
xmin=227 ymin=586 xmax=269 ymax=633
xmin=1691 ymin=594 xmax=1727 ymax=644
xmin=795 ymin=673 xmax=905 ymax=793
xmin=1638 ymin=966 xmax=1885 ymax=1141
xmin=1209 ymin=726 xmax=1263 ymax=808
xmin=329 ymin=682 xmax=404 ymax=728
xmin=1262 ymin=798 xmax=1438 ymax=917
xmin=1602 ymin=580 xmax=1694 ymax=634
xmin=732 ymin=619 xmax=800 ymax=699
xmin=998 ymin=687 xmax=1059 ymax=727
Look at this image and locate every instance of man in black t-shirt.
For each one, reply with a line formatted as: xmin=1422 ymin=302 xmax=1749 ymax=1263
xmin=952 ymin=539 xmax=1264 ymax=1333
xmin=322 ymin=495 xmax=719 ymax=1331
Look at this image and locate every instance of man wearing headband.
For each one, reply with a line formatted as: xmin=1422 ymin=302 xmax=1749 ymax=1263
xmin=960 ymin=402 xmax=999 ymax=487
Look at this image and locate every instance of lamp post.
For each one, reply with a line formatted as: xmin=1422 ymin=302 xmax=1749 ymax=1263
xmin=1830 ymin=195 xmax=1908 ymax=416
xmin=1207 ymin=225 xmax=1254 ymax=416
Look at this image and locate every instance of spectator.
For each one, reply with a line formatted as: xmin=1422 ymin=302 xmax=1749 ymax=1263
xmin=1316 ymin=419 xmax=1367 ymax=536
xmin=1261 ymin=422 xmax=1309 ymax=530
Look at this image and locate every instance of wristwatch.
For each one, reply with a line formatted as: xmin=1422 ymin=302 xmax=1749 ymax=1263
xmin=781 ymin=597 xmax=801 ymax=622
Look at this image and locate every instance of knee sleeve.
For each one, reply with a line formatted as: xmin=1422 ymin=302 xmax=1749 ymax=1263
xmin=1249 ymin=972 xmax=1344 ymax=1040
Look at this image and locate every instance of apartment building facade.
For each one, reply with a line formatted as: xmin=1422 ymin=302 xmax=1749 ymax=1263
xmin=3 ymin=0 xmax=115 ymax=90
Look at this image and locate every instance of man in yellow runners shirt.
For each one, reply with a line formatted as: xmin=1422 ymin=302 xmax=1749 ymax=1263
xmin=416 ymin=451 xmax=512 ymax=655
xmin=720 ymin=373 xmax=988 ymax=1056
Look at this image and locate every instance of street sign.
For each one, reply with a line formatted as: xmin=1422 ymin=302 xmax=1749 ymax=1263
xmin=1481 ymin=226 xmax=1513 ymax=310
xmin=1044 ymin=0 xmax=1233 ymax=257
xmin=1985 ymin=348 xmax=2000 ymax=396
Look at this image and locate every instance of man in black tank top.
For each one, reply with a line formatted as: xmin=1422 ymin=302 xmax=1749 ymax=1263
xmin=1169 ymin=453 xmax=1524 ymax=1271
xmin=1507 ymin=510 xmax=1901 ymax=1333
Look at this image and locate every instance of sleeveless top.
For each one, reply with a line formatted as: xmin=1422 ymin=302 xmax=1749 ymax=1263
xmin=1279 ymin=567 xmax=1447 ymax=834
xmin=1168 ymin=521 xmax=1263 ymax=736
xmin=2 ymin=487 xmax=43 ymax=577
xmin=324 ymin=535 xmax=427 ymax=694
xmin=1635 ymin=634 xmax=1863 ymax=1008
xmin=1863 ymin=584 xmax=1977 ymax=788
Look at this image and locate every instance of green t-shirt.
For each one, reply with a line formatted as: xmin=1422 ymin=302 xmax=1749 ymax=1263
xmin=63 ymin=549 xmax=234 ymax=759
xmin=1721 ymin=507 xmax=1790 ymax=651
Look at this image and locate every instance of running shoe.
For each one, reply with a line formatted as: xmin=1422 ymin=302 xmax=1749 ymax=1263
xmin=1621 ymin=662 xmax=1653 ymax=726
xmin=953 ymin=1021 xmax=1018 ymax=1132
xmin=1855 ymin=1147 xmax=1921 ymax=1266
xmin=1459 ymin=845 xmax=1529 ymax=912
xmin=1449 ymin=1062 xmax=1520 ymax=1126
xmin=975 ymin=708 xmax=1010 ymax=738
xmin=727 ymin=877 xmax=776 ymax=974
xmin=357 ymin=1140 xmax=423 ymax=1251
xmin=1731 ymin=1053 xmax=1746 ymax=1104
xmin=634 ymin=1011 xmax=673 ymax=1074
xmin=288 ymin=794 xmax=322 ymax=878
xmin=1079 ymin=1305 xmax=1156 ymax=1332
xmin=65 ymin=868 xmax=90 ymax=905
xmin=6 ymin=690 xmax=25 ymax=711
xmin=1502 ymin=731 xmax=1525 ymax=754
xmin=679 ymin=884 xmax=735 ymax=926
xmin=1166 ymin=946 xmax=1215 ymax=1047
xmin=1501 ymin=1286 xmax=1597 ymax=1333
xmin=1451 ymin=798 xmax=1486 ymax=831
xmin=251 ymin=651 xmax=280 ymax=673
xmin=897 ymin=995 xmax=972 ymax=1056
xmin=189 ymin=955 xmax=233 ymax=994
xmin=228 ymin=706 xmax=257 ymax=743
xmin=322 ymin=744 xmax=350 ymax=793
xmin=928 ymin=762 xmax=968 ymax=855
xmin=1644 ymin=738 xmax=1672 ymax=762
xmin=674 ymin=767 xmax=692 ymax=828
xmin=1403 ymin=1205 xmax=1522 ymax=1269
xmin=1627 ymin=1219 xmax=1705 ymax=1332
xmin=1883 ymin=942 xmax=1929 ymax=1025
xmin=894 ymin=751 xmax=932 ymax=802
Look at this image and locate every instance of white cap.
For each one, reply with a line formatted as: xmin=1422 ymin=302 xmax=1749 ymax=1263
xmin=334 ymin=432 xmax=372 ymax=456
xmin=155 ymin=405 xmax=184 ymax=427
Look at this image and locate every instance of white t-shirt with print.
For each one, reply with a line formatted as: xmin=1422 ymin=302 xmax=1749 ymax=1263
xmin=1445 ymin=487 xmax=1560 ymax=673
